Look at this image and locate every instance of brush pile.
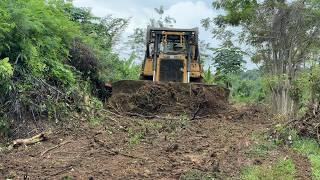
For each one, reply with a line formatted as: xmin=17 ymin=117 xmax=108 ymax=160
xmin=108 ymin=80 xmax=230 ymax=117
xmin=294 ymin=105 xmax=320 ymax=141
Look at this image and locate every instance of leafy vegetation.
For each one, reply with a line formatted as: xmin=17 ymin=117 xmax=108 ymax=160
xmin=212 ymin=45 xmax=245 ymax=75
xmin=247 ymin=132 xmax=277 ymax=157
xmin=127 ymin=127 xmax=145 ymax=146
xmin=205 ymin=0 xmax=320 ymax=116
xmin=0 ymin=0 xmax=140 ymax=138
xmin=293 ymin=138 xmax=320 ymax=179
xmin=203 ymin=69 xmax=265 ymax=104
xmin=240 ymin=158 xmax=296 ymax=180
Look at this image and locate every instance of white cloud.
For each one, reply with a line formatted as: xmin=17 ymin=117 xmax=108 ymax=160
xmin=165 ymin=1 xmax=218 ymax=48
xmin=166 ymin=1 xmax=214 ymax=28
xmin=73 ymin=0 xmax=216 ymax=35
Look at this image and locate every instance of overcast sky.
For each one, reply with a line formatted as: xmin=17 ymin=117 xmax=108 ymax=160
xmin=72 ymin=0 xmax=256 ymax=69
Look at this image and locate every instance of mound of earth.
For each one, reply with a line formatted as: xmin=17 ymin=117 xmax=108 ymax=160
xmin=109 ymin=80 xmax=230 ymax=117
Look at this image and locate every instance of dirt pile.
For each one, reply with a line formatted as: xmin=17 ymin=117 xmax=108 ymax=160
xmin=108 ymin=80 xmax=230 ymax=117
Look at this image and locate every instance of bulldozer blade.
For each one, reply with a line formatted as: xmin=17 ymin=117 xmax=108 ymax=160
xmin=112 ymin=80 xmax=229 ymax=96
xmin=111 ymin=80 xmax=154 ymax=95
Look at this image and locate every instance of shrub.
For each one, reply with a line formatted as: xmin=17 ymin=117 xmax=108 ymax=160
xmin=0 ymin=57 xmax=13 ymax=94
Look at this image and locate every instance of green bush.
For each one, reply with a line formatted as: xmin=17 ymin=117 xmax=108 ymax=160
xmin=0 ymin=58 xmax=13 ymax=79
xmin=210 ymin=70 xmax=265 ymax=103
xmin=0 ymin=1 xmax=90 ymax=135
xmin=0 ymin=0 xmax=142 ymax=139
xmin=0 ymin=58 xmax=13 ymax=93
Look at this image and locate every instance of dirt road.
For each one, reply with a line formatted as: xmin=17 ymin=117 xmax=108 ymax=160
xmin=0 ymin=106 xmax=311 ymax=179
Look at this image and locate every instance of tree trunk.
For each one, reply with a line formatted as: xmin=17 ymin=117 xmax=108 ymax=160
xmin=270 ymin=76 xmax=295 ymax=116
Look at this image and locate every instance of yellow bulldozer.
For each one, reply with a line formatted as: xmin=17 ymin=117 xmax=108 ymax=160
xmin=110 ymin=27 xmax=229 ymax=116
xmin=112 ymin=26 xmax=206 ymax=93
xmin=140 ymin=26 xmax=203 ymax=83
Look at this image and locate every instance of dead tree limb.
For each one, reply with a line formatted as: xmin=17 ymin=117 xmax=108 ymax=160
xmin=13 ymin=131 xmax=51 ymax=147
xmin=40 ymin=141 xmax=71 ymax=157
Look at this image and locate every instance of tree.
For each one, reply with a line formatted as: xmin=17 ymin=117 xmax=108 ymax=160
xmin=211 ymin=41 xmax=245 ymax=75
xmin=205 ymin=0 xmax=320 ymax=115
xmin=150 ymin=6 xmax=176 ymax=28
xmin=126 ymin=28 xmax=146 ymax=59
xmin=203 ymin=66 xmax=215 ymax=84
xmin=126 ymin=6 xmax=176 ymax=60
xmin=199 ymin=40 xmax=212 ymax=64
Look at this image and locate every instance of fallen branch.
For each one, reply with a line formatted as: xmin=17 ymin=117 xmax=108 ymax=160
xmin=104 ymin=149 xmax=142 ymax=159
xmin=101 ymin=108 xmax=123 ymax=118
xmin=93 ymin=135 xmax=143 ymax=159
xmin=125 ymin=112 xmax=210 ymax=121
xmin=125 ymin=112 xmax=183 ymax=120
xmin=193 ymin=115 xmax=210 ymax=120
xmin=13 ymin=131 xmax=51 ymax=147
xmin=50 ymin=165 xmax=73 ymax=176
xmin=40 ymin=141 xmax=71 ymax=157
xmin=191 ymin=104 xmax=201 ymax=120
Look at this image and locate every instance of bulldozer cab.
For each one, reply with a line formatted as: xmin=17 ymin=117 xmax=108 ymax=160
xmin=141 ymin=27 xmax=203 ymax=83
xmin=161 ymin=34 xmax=185 ymax=53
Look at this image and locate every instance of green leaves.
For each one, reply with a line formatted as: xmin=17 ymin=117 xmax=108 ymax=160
xmin=110 ymin=53 xmax=140 ymax=81
xmin=203 ymin=67 xmax=215 ymax=84
xmin=1 ymin=0 xmax=80 ymax=72
xmin=0 ymin=0 xmax=141 ymax=137
xmin=49 ymin=61 xmax=76 ymax=87
xmin=310 ymin=65 xmax=320 ymax=100
xmin=0 ymin=8 xmax=15 ymax=38
xmin=0 ymin=58 xmax=13 ymax=95
xmin=212 ymin=0 xmax=258 ymax=26
xmin=0 ymin=58 xmax=13 ymax=81
xmin=207 ymin=0 xmax=320 ymax=115
xmin=211 ymin=46 xmax=246 ymax=74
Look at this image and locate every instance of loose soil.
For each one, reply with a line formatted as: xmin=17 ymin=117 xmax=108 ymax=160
xmin=0 ymin=105 xmax=312 ymax=179
xmin=109 ymin=80 xmax=229 ymax=116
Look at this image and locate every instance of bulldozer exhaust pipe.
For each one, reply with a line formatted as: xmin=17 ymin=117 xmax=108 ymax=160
xmin=153 ymin=70 xmax=156 ymax=81
xmin=187 ymin=36 xmax=191 ymax=83
xmin=152 ymin=34 xmax=159 ymax=82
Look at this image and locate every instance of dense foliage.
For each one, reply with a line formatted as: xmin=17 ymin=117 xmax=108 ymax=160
xmin=0 ymin=0 xmax=140 ymax=137
xmin=204 ymin=0 xmax=320 ymax=116
xmin=203 ymin=68 xmax=265 ymax=103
